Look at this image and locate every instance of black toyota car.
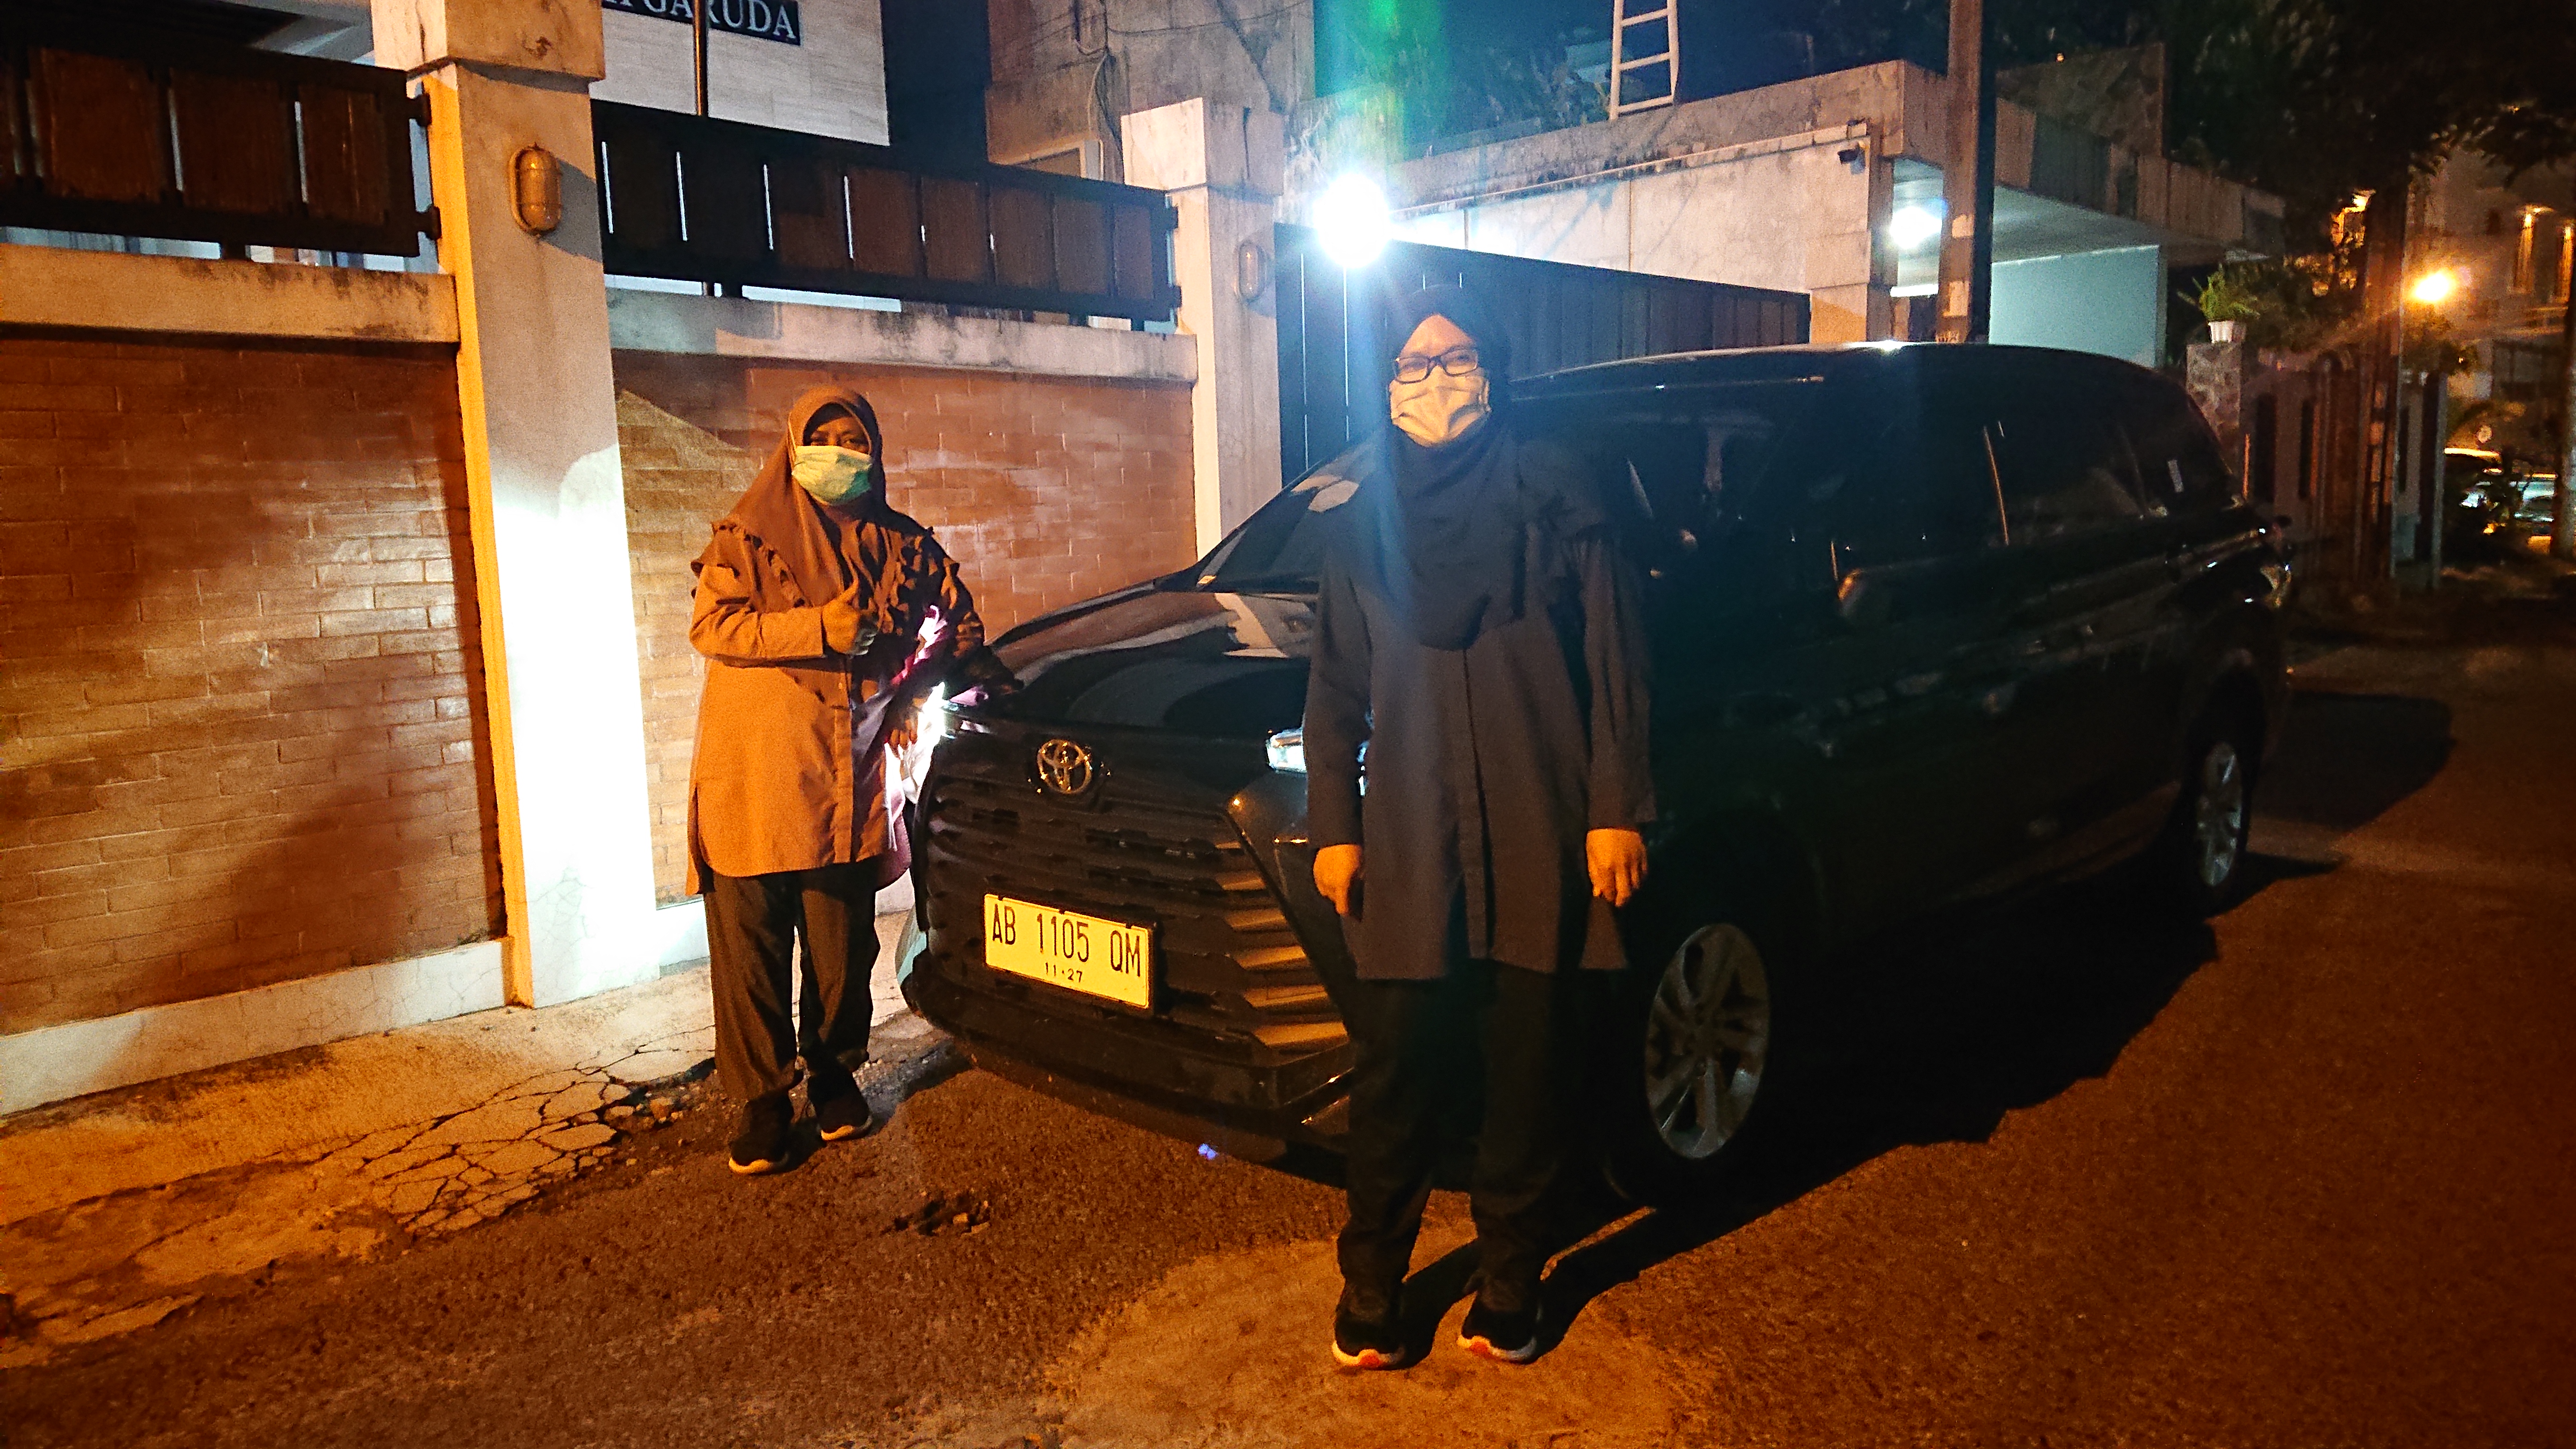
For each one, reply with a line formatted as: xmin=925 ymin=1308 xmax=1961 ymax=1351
xmin=897 ymin=342 xmax=2291 ymax=1198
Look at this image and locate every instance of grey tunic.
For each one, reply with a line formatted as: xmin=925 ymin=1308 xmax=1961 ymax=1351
xmin=1303 ymin=447 xmax=1655 ymax=981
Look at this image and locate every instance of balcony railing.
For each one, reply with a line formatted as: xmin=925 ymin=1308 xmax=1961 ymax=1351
xmin=0 ymin=15 xmax=432 ymax=257
xmin=592 ymin=101 xmax=1180 ymax=323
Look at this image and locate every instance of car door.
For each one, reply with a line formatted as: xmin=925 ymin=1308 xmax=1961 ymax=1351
xmin=1787 ymin=353 xmax=2031 ymax=922
xmin=1977 ymin=360 xmax=2174 ymax=880
xmin=2114 ymin=374 xmax=2267 ymax=820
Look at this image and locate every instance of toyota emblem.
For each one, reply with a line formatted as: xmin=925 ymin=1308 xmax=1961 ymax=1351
xmin=1035 ymin=738 xmax=1096 ymax=797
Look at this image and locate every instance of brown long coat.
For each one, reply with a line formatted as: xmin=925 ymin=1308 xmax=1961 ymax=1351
xmin=684 ymin=387 xmax=1008 ymax=894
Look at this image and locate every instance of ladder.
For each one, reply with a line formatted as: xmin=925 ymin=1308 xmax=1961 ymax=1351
xmin=1608 ymin=0 xmax=1679 ymax=117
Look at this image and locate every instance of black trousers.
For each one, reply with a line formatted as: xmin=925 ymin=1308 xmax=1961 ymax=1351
xmin=1336 ymin=958 xmax=1575 ymax=1312
xmin=704 ymin=863 xmax=879 ymax=1104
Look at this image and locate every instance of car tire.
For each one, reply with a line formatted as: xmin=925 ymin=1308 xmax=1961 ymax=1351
xmin=2152 ymin=705 xmax=2260 ymax=917
xmin=1591 ymin=889 xmax=1795 ymax=1206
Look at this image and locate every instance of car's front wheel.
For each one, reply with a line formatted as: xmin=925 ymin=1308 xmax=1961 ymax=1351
xmin=2154 ymin=708 xmax=2259 ymax=915
xmin=1595 ymin=903 xmax=1786 ymax=1203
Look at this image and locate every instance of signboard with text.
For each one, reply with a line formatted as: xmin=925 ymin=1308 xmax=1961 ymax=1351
xmin=601 ymin=0 xmax=802 ymax=46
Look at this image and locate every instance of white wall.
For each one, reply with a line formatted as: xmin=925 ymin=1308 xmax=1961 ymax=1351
xmin=1390 ymin=125 xmax=1885 ymax=343
xmin=595 ymin=0 xmax=887 ymax=145
xmin=1989 ymin=245 xmax=2165 ymax=368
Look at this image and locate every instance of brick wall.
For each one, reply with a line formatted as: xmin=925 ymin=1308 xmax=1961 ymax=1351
xmin=0 ymin=335 xmax=503 ymax=1034
xmin=615 ymin=352 xmax=1197 ymax=900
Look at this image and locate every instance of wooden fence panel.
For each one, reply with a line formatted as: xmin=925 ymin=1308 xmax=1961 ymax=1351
xmin=0 ymin=19 xmax=429 ymax=255
xmin=170 ymin=71 xmax=294 ymax=215
xmin=846 ymin=167 xmax=921 ymax=277
xmin=34 ymin=50 xmax=165 ymax=203
xmin=588 ymin=100 xmax=1178 ymax=322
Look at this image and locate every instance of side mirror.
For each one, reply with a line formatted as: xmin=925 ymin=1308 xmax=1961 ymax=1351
xmin=1835 ymin=570 xmax=1893 ymax=629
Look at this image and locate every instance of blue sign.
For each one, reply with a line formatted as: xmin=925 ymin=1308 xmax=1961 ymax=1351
xmin=602 ymin=0 xmax=802 ymax=46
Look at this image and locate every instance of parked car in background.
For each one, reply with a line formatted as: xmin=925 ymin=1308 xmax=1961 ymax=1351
xmin=898 ymin=343 xmax=2293 ymax=1200
xmin=2514 ymin=487 xmax=2559 ymax=552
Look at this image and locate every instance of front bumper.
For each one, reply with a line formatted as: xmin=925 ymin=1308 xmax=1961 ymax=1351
xmin=902 ymin=959 xmax=1351 ymax=1158
xmin=898 ymin=718 xmax=1359 ymax=1156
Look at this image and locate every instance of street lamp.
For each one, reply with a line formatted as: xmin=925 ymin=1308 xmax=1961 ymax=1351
xmin=2408 ymin=268 xmax=2459 ymax=306
xmin=1313 ymin=174 xmax=1392 ymax=270
xmin=1889 ymin=203 xmax=1944 ymax=250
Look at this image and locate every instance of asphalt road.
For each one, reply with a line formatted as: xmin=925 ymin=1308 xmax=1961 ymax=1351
xmin=8 ymin=598 xmax=2575 ymax=1449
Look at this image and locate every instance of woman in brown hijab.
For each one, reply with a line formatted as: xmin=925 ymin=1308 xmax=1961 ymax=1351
xmin=688 ymin=385 xmax=1010 ymax=1174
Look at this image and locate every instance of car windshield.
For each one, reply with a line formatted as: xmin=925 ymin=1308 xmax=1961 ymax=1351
xmin=1189 ymin=439 xmax=1378 ymax=592
xmin=1188 ymin=381 xmax=1825 ymax=593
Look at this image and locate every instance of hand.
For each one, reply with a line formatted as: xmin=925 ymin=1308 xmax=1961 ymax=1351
xmin=1312 ymin=844 xmax=1362 ymax=916
xmin=819 ymin=579 xmax=877 ymax=654
xmin=1587 ymin=828 xmax=1647 ymax=907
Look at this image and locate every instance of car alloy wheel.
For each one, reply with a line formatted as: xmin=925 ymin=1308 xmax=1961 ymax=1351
xmin=2191 ymin=739 xmax=2248 ymax=891
xmin=1641 ymin=923 xmax=1771 ymax=1162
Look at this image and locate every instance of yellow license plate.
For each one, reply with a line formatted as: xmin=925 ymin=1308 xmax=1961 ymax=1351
xmin=981 ymin=895 xmax=1154 ymax=1010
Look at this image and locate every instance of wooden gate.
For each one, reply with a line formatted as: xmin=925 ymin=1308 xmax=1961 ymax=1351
xmin=1273 ymin=223 xmax=1811 ymax=484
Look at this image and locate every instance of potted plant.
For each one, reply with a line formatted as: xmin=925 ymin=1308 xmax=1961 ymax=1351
xmin=2188 ymin=268 xmax=2262 ymax=343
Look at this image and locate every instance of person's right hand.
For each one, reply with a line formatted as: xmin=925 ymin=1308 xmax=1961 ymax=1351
xmin=819 ymin=578 xmax=876 ymax=654
xmin=1313 ymin=844 xmax=1362 ymax=916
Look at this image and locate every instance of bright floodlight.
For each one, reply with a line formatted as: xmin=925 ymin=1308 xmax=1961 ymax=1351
xmin=1314 ymin=174 xmax=1392 ymax=269
xmin=2408 ymin=268 xmax=2459 ymax=305
xmin=1889 ymin=203 xmax=1944 ymax=250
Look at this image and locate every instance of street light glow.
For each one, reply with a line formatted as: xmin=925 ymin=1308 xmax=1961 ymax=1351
xmin=2409 ymin=268 xmax=2459 ymax=305
xmin=1889 ymin=204 xmax=1943 ymax=250
xmin=1314 ymin=174 xmax=1392 ymax=269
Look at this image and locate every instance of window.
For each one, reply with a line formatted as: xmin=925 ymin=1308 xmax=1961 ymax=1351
xmin=2251 ymin=395 xmax=2279 ymax=504
xmin=2119 ymin=378 xmax=2238 ymax=515
xmin=2296 ymin=399 xmax=2316 ymax=501
xmin=1990 ymin=383 xmax=2146 ymax=542
xmin=1813 ymin=376 xmax=2007 ymax=571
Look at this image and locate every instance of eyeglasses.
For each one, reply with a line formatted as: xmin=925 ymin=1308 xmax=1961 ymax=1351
xmin=1392 ymin=346 xmax=1481 ymax=383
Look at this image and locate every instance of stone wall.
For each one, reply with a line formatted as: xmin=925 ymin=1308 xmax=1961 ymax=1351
xmin=0 ymin=335 xmax=503 ymax=1033
xmin=615 ymin=352 xmax=1198 ymax=900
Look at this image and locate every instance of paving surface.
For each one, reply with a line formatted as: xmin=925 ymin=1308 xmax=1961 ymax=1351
xmin=5 ymin=580 xmax=2575 ymax=1447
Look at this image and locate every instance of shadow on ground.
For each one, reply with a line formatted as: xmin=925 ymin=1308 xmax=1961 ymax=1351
xmin=1476 ymin=679 xmax=2455 ymax=1358
xmin=2260 ymin=691 xmax=2453 ymax=834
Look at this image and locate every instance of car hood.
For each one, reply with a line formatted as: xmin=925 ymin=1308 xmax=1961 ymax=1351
xmin=983 ymin=585 xmax=1316 ymax=739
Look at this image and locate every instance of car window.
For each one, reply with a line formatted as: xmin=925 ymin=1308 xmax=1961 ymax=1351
xmin=1990 ymin=381 xmax=2145 ymax=543
xmin=1522 ymin=380 xmax=1829 ymax=594
xmin=1193 ymin=440 xmax=1376 ymax=590
xmin=2119 ymin=377 xmax=2237 ymax=516
xmin=1811 ymin=373 xmax=2006 ymax=571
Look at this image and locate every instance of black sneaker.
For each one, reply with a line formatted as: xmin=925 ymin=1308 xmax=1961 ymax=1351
xmin=812 ymin=1077 xmax=876 ymax=1142
xmin=1330 ymin=1283 xmax=1412 ymax=1370
xmin=727 ymin=1094 xmax=792 ymax=1175
xmin=1457 ymin=1294 xmax=1541 ymax=1364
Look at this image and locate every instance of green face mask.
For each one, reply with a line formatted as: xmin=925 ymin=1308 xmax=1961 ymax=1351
xmin=792 ymin=445 xmax=875 ymax=505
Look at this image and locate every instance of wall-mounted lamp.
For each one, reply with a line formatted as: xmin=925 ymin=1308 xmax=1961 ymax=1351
xmin=1235 ymin=239 xmax=1271 ymax=301
xmin=511 ymin=146 xmax=563 ymax=235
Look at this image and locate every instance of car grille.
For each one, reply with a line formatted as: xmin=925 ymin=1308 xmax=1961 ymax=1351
xmin=921 ymin=768 xmax=1346 ymax=1054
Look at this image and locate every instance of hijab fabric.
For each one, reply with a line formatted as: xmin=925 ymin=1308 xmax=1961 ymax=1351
xmin=711 ymin=387 xmax=886 ymax=599
xmin=695 ymin=385 xmax=887 ymax=695
xmin=1381 ymin=287 xmax=1524 ymax=650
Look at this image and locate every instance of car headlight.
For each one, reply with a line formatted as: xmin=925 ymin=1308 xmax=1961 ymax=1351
xmin=916 ymin=686 xmax=951 ymax=751
xmin=897 ymin=687 xmax=950 ymax=803
xmin=1265 ymin=727 xmax=1306 ymax=773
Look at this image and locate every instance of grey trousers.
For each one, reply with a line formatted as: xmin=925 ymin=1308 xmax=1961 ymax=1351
xmin=704 ymin=862 xmax=879 ymax=1104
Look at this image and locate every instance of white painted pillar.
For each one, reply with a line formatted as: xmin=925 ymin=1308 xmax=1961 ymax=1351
xmin=1121 ymin=98 xmax=1286 ymax=553
xmin=374 ymin=0 xmax=662 ymax=1007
